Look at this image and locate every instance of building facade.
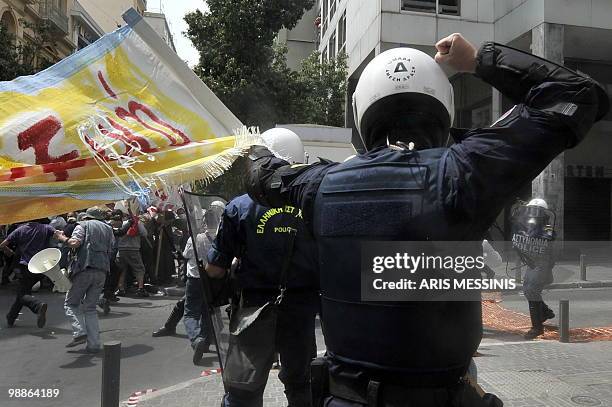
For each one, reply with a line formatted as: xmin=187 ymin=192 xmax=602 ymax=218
xmin=289 ymin=0 xmax=612 ymax=242
xmin=1 ymin=0 xmax=77 ymax=61
xmin=143 ymin=10 xmax=175 ymax=52
xmin=0 ymin=0 xmax=111 ymax=63
xmin=71 ymin=0 xmax=104 ymax=49
xmin=276 ymin=4 xmax=320 ymax=71
xmin=277 ymin=124 xmax=356 ymax=163
xmin=78 ymin=0 xmax=145 ymax=33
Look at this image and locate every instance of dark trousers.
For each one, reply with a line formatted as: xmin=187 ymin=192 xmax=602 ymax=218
xmin=523 ymin=266 xmax=553 ymax=301
xmin=2 ymin=254 xmax=19 ymax=283
xmin=165 ymin=296 xmax=185 ymax=329
xmin=7 ymin=264 xmax=45 ymax=322
xmin=103 ymin=257 xmax=120 ymax=299
xmin=224 ymin=298 xmax=317 ymax=407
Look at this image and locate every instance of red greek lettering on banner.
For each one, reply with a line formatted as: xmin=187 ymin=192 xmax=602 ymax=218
xmin=17 ymin=115 xmax=79 ymax=181
xmin=98 ymin=71 xmax=190 ymax=153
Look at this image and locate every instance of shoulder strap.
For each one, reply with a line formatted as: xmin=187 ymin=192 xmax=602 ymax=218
xmin=275 ymin=216 xmax=298 ymax=305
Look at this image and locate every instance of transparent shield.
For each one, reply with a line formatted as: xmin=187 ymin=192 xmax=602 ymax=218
xmin=181 ymin=191 xmax=230 ymax=371
xmin=511 ymin=204 xmax=556 ymax=267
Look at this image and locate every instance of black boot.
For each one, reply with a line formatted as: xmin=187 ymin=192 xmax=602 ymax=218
xmin=541 ymin=302 xmax=555 ymax=322
xmin=152 ymin=299 xmax=184 ymax=337
xmin=525 ymin=301 xmax=544 ymax=340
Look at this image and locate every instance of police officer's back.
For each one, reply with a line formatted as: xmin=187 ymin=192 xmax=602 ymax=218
xmin=246 ymin=34 xmax=609 ymax=406
xmin=207 ymin=190 xmax=318 ymax=407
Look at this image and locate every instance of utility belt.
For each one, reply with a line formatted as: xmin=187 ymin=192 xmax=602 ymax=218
xmin=311 ymin=357 xmax=503 ymax=407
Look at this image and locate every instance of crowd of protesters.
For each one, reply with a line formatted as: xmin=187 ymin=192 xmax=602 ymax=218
xmin=0 ymin=203 xmax=191 ymax=331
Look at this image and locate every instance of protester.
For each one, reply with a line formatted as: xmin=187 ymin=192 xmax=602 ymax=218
xmin=98 ymin=210 xmax=134 ymax=313
xmin=1 ymin=218 xmax=63 ymax=328
xmin=184 ymin=207 xmax=220 ymax=364
xmin=57 ymin=207 xmax=115 ymax=352
xmin=152 ymin=296 xmax=185 ymax=337
xmin=116 ymin=209 xmax=149 ymax=297
xmin=140 ymin=209 xmax=158 ymax=284
xmin=154 ymin=209 xmax=178 ymax=286
xmin=63 ymin=213 xmax=78 ymax=235
xmin=49 ymin=215 xmax=67 ymax=231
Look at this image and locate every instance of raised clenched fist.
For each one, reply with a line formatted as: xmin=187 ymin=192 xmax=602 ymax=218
xmin=434 ymin=33 xmax=478 ymax=73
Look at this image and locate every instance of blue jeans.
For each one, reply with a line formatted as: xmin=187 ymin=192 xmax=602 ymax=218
xmin=183 ymin=276 xmax=207 ymax=349
xmin=64 ymin=270 xmax=106 ymax=350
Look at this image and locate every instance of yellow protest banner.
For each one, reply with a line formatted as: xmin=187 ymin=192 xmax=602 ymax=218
xmin=0 ymin=9 xmax=248 ymax=224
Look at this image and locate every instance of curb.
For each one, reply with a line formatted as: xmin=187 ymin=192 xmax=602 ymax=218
xmin=121 ymin=369 xmax=223 ymax=406
xmin=163 ymin=286 xmax=186 ymax=297
xmin=126 ymin=389 xmax=157 ymax=406
xmin=482 ymin=280 xmax=612 ymax=294
xmin=517 ymin=280 xmax=612 ymax=290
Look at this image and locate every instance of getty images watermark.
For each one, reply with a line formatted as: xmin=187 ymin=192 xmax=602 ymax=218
xmin=361 ymin=242 xmax=517 ymax=301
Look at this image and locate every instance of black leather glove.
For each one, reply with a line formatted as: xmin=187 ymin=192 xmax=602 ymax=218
xmin=246 ymin=145 xmax=290 ymax=207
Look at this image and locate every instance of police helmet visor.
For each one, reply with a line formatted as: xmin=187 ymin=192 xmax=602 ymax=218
xmin=360 ymin=92 xmax=450 ymax=150
xmin=515 ymin=205 xmax=553 ymax=227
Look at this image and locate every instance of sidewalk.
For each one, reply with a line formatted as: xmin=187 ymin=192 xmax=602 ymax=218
xmin=121 ymin=369 xmax=285 ymax=407
xmin=497 ymin=261 xmax=612 ymax=290
xmin=122 ymin=340 xmax=612 ymax=407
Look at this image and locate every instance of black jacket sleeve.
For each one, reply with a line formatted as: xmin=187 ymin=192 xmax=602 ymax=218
xmin=445 ymin=42 xmax=609 ymax=231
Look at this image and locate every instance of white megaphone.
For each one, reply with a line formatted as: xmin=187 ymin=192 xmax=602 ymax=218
xmin=28 ymin=248 xmax=72 ymax=293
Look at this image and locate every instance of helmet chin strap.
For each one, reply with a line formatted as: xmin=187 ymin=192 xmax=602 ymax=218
xmin=395 ymin=141 xmax=416 ymax=151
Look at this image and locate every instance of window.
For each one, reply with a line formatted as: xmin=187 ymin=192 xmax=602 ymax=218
xmin=401 ymin=0 xmax=460 ymax=16
xmin=1 ymin=11 xmax=17 ymax=36
xmin=338 ymin=12 xmax=346 ymax=53
xmin=329 ymin=32 xmax=336 ymax=61
xmin=439 ymin=0 xmax=460 ymax=15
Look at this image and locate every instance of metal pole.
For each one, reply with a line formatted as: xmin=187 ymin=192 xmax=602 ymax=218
xmin=154 ymin=228 xmax=163 ymax=283
xmin=101 ymin=341 xmax=121 ymax=407
xmin=579 ymin=254 xmax=587 ymax=281
xmin=559 ymin=300 xmax=570 ymax=343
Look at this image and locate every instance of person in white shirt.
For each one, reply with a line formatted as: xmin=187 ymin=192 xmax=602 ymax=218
xmin=183 ymin=209 xmax=217 ymax=365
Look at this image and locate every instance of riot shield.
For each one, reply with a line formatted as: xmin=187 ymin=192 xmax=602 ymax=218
xmin=180 ymin=190 xmax=230 ymax=371
xmin=510 ymin=202 xmax=556 ymax=268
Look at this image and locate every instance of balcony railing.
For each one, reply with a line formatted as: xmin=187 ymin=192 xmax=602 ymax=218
xmin=38 ymin=0 xmax=69 ymax=34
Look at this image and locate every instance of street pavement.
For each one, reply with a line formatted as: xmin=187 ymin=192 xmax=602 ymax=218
xmin=124 ymin=287 xmax=612 ymax=407
xmin=126 ymin=341 xmax=612 ymax=407
xmin=0 ymin=285 xmax=254 ymax=407
xmin=1 ymin=281 xmax=609 ymax=407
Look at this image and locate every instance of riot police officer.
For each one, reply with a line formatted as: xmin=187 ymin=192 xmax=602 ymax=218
xmin=511 ymin=198 xmax=556 ymax=339
xmin=206 ymin=129 xmax=318 ymax=407
xmin=246 ymin=33 xmax=609 ymax=406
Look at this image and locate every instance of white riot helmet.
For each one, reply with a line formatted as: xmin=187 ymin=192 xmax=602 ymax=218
xmin=527 ymin=198 xmax=548 ymax=209
xmin=261 ymin=127 xmax=305 ymax=164
xmin=352 ymin=47 xmax=455 ymax=150
xmin=524 ymin=198 xmax=551 ymax=227
xmin=210 ymin=200 xmax=226 ymax=211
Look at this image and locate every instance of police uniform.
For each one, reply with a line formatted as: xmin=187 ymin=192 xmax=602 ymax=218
xmin=513 ymin=221 xmax=555 ymax=302
xmin=511 ymin=203 xmax=556 ymax=338
xmin=207 ymin=194 xmax=319 ymax=407
xmin=247 ymin=42 xmax=608 ymax=406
